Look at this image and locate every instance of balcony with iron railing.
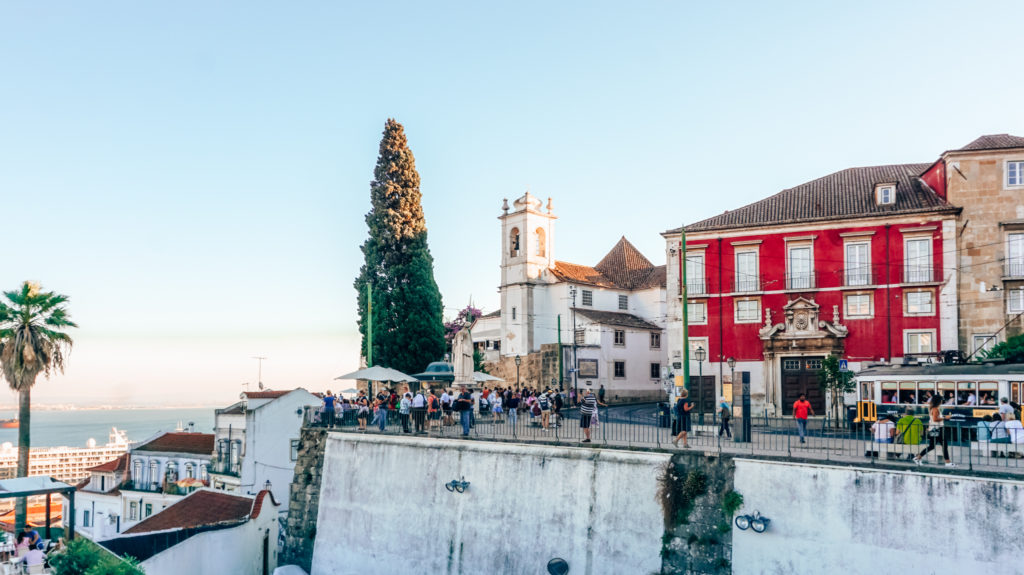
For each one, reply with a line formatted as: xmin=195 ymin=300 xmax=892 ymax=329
xmin=729 ymin=275 xmax=762 ymax=293
xmin=784 ymin=272 xmax=818 ymax=291
xmin=841 ymin=266 xmax=883 ymax=288
xmin=1005 ymin=260 xmax=1024 ymax=279
xmin=901 ymin=265 xmax=942 ymax=284
xmin=678 ymin=278 xmax=708 ymax=297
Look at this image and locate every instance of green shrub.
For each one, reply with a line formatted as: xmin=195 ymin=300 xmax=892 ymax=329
xmin=49 ymin=538 xmax=144 ymax=575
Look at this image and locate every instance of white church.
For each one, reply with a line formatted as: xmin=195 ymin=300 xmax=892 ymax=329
xmin=472 ymin=192 xmax=669 ymax=402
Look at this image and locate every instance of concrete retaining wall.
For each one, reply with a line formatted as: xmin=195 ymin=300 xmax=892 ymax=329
xmin=732 ymin=459 xmax=1024 ymax=574
xmin=310 ymin=434 xmax=671 ymax=575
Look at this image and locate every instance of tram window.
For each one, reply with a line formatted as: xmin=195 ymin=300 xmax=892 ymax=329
xmin=898 ymin=382 xmax=917 ymax=404
xmin=918 ymin=382 xmax=936 ymax=404
xmin=979 ymin=382 xmax=998 ymax=405
xmin=956 ymin=382 xmax=977 ymax=405
xmin=1013 ymin=382 xmax=1022 ymax=405
xmin=861 ymin=382 xmax=873 ymax=401
xmin=881 ymin=382 xmax=898 ymax=403
xmin=938 ymin=381 xmax=956 ymax=405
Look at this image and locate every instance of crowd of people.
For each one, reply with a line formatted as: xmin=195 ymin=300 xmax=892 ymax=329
xmin=315 ymin=385 xmax=610 ymax=442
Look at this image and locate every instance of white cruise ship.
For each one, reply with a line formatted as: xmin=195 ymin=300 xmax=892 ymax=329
xmin=0 ymin=428 xmax=131 ymax=483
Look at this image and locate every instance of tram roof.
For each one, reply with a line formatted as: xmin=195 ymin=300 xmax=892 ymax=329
xmin=856 ymin=363 xmax=1024 ymax=377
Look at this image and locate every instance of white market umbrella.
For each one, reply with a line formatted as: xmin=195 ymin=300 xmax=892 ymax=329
xmin=473 ymin=372 xmax=504 ymax=383
xmin=335 ymin=365 xmax=419 ymax=383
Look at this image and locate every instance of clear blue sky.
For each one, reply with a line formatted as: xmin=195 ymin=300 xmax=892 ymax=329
xmin=1 ymin=1 xmax=1021 ymax=405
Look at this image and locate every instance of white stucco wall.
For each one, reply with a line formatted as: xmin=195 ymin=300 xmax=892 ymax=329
xmin=311 ymin=434 xmax=670 ymax=575
xmin=139 ymin=504 xmax=278 ymax=575
xmin=241 ymin=390 xmax=320 ymax=507
xmin=732 ymin=458 xmax=1024 ymax=574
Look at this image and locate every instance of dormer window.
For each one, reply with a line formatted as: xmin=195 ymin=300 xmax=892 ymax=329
xmin=876 ymin=184 xmax=896 ymax=205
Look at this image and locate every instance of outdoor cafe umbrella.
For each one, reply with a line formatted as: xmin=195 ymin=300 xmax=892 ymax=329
xmin=335 ymin=365 xmax=419 ymax=383
xmin=176 ymin=477 xmax=205 ymax=489
xmin=473 ymin=372 xmax=503 ymax=383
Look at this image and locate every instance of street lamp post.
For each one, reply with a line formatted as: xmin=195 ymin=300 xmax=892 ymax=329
xmin=515 ymin=355 xmax=522 ymax=390
xmin=695 ymin=346 xmax=706 ymax=425
xmin=727 ymin=357 xmax=736 ymax=394
xmin=569 ymin=285 xmax=578 ymax=398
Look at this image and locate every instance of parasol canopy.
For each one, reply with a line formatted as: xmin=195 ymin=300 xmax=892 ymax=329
xmin=335 ymin=365 xmax=419 ymax=383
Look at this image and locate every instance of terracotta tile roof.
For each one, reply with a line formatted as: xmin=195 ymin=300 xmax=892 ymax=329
xmin=956 ymin=134 xmax=1024 ymax=152
xmin=123 ymin=490 xmax=258 ymax=534
xmin=671 ymin=163 xmax=957 ymax=233
xmin=551 ymin=238 xmax=665 ymax=291
xmin=134 ymin=432 xmax=215 ymax=456
xmin=243 ymin=390 xmax=293 ymax=399
xmin=86 ymin=453 xmax=129 ymax=473
xmin=574 ymin=309 xmax=661 ymax=330
xmin=217 ymin=403 xmax=246 ymax=415
xmin=250 ymin=489 xmax=277 ymax=520
xmin=594 ymin=237 xmax=659 ymax=290
xmin=552 ymin=261 xmax=616 ymax=288
xmin=481 ymin=309 xmax=500 ymax=319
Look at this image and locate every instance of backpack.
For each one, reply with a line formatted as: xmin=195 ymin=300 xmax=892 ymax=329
xmin=532 ymin=403 xmax=542 ymax=416
xmin=539 ymin=396 xmax=550 ymax=410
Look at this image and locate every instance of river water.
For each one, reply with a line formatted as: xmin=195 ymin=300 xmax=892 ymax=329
xmin=0 ymin=408 xmax=216 ymax=447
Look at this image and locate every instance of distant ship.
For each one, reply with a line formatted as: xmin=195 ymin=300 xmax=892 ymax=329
xmin=0 ymin=420 xmax=16 ymax=429
xmin=0 ymin=427 xmax=131 ymax=483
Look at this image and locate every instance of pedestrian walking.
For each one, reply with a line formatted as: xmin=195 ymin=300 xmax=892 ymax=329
xmin=598 ymin=385 xmax=606 ymax=404
xmin=793 ymin=393 xmax=813 ymax=444
xmin=579 ymin=388 xmax=606 ymax=443
xmin=376 ymin=389 xmax=390 ymax=431
xmin=508 ymin=391 xmax=520 ymax=427
xmin=914 ymin=394 xmax=956 ymax=467
xmin=356 ymin=391 xmax=369 ymax=431
xmin=718 ymin=397 xmax=731 ymax=438
xmin=672 ymin=389 xmax=693 ymax=448
xmin=538 ymin=390 xmax=552 ymax=430
xmin=427 ymin=391 xmax=442 ymax=432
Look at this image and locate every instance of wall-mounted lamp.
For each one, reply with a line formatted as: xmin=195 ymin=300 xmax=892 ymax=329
xmin=547 ymin=558 xmax=570 ymax=575
xmin=445 ymin=477 xmax=470 ymax=493
xmin=735 ymin=511 xmax=771 ymax=533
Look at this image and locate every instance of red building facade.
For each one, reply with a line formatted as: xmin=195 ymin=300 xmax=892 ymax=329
xmin=664 ymin=164 xmax=960 ymax=415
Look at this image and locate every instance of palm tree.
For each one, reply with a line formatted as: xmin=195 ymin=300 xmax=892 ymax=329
xmin=0 ymin=282 xmax=76 ymax=531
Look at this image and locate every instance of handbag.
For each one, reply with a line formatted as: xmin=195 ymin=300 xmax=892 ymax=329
xmin=927 ymin=426 xmax=942 ymax=439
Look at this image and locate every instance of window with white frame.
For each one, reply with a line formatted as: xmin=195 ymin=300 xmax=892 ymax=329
xmin=845 ymin=293 xmax=871 ymax=318
xmin=688 ymin=301 xmax=707 ymax=324
xmin=1010 ymin=288 xmax=1024 ymax=313
xmin=291 ymin=439 xmax=300 ymax=461
xmin=735 ymin=299 xmax=759 ymax=323
xmin=133 ymin=461 xmax=142 ymax=484
xmin=906 ymin=291 xmax=934 ymax=315
xmin=614 ymin=330 xmax=626 ymax=346
xmin=686 ymin=253 xmax=706 ymax=295
xmin=904 ymin=238 xmax=932 ymax=282
xmin=83 ymin=510 xmax=91 ymax=527
xmin=614 ymin=361 xmax=626 ymax=378
xmin=650 ymin=332 xmax=661 ymax=349
xmin=618 ymin=294 xmax=628 ymax=310
xmin=1008 ymin=160 xmax=1024 ymax=187
xmin=129 ymin=502 xmax=138 ymax=520
xmin=973 ymin=334 xmax=997 ymax=357
xmin=787 ymin=245 xmax=813 ymax=289
xmin=845 ymin=242 xmax=871 ymax=286
xmin=185 ymin=463 xmax=194 ymax=479
xmin=905 ymin=331 xmax=935 ymax=354
xmin=735 ymin=251 xmax=759 ymax=291
xmin=877 ymin=184 xmax=895 ymax=205
xmin=687 ymin=338 xmax=709 ymax=360
xmin=512 ymin=307 xmax=516 ymax=321
xmin=581 ymin=289 xmax=593 ymax=306
xmin=1008 ymin=233 xmax=1024 ymax=277
xmin=145 ymin=503 xmax=153 ymax=518
xmin=574 ymin=329 xmax=585 ymax=346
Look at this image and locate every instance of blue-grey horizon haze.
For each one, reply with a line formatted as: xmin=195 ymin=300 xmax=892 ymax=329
xmin=1 ymin=1 xmax=1021 ymax=406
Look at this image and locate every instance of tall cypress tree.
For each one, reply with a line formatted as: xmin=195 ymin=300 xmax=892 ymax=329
xmin=354 ymin=119 xmax=445 ymax=374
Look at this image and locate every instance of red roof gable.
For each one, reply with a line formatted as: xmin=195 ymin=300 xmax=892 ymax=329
xmin=134 ymin=432 xmax=214 ymax=456
xmin=123 ymin=490 xmax=267 ymax=534
xmin=551 ymin=238 xmax=666 ymax=291
xmin=87 ymin=453 xmax=129 ymax=473
xmin=243 ymin=390 xmax=293 ymax=399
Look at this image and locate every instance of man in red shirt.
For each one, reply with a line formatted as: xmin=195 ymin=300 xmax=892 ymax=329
xmin=793 ymin=393 xmax=814 ymax=444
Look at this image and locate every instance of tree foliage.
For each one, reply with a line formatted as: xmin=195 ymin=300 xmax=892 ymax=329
xmin=982 ymin=334 xmax=1024 ymax=363
xmin=354 ymin=119 xmax=445 ymax=375
xmin=0 ymin=281 xmax=76 ymax=531
xmin=49 ymin=538 xmax=144 ymax=575
xmin=443 ymin=305 xmax=482 ymax=344
xmin=817 ymin=354 xmax=855 ymax=428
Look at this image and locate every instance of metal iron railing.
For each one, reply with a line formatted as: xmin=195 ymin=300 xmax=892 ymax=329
xmin=301 ymin=406 xmax=1024 ymax=477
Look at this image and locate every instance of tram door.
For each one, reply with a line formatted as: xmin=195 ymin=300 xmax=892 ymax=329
xmin=781 ymin=357 xmax=825 ymax=415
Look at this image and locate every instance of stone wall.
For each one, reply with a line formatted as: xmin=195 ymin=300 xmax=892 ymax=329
xmin=279 ymin=428 xmax=327 ymax=572
xmin=484 ymin=343 xmax=567 ymax=390
xmin=946 ymin=150 xmax=1024 ymax=350
xmin=660 ymin=453 xmax=736 ymax=575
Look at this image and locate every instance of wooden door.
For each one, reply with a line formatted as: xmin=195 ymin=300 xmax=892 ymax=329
xmin=781 ymin=357 xmax=825 ymax=415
